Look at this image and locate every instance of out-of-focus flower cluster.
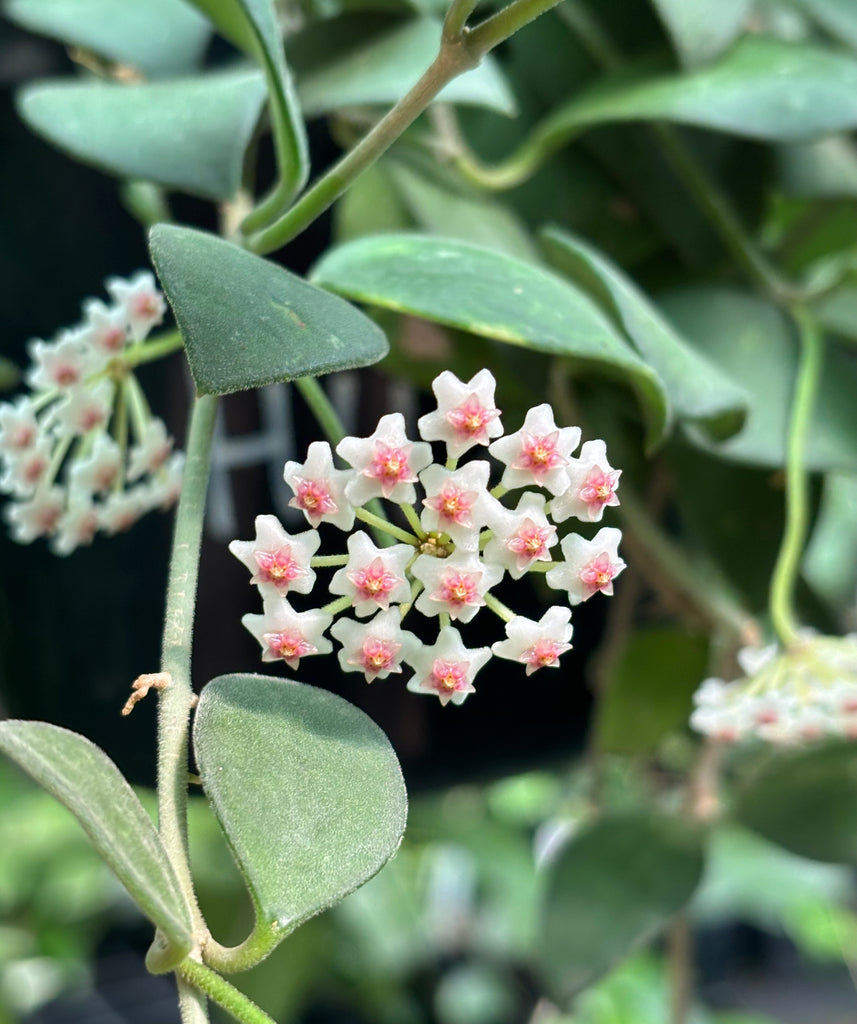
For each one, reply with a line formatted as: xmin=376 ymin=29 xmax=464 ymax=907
xmin=0 ymin=272 xmax=183 ymax=555
xmin=231 ymin=370 xmax=625 ymax=707
xmin=691 ymin=633 xmax=857 ymax=744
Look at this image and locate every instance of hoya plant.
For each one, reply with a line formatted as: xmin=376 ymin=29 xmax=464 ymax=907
xmin=3 ymin=0 xmax=857 ymax=1021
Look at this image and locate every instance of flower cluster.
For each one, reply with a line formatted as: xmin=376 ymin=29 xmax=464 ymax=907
xmin=691 ymin=633 xmax=857 ymax=744
xmin=0 ymin=272 xmax=183 ymax=555
xmin=230 ymin=370 xmax=625 ymax=706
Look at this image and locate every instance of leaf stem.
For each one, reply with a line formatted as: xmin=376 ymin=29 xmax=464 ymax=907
xmin=178 ymin=958 xmax=278 ymax=1024
xmin=126 ymin=330 xmax=184 ymax=368
xmin=294 ymin=376 xmax=346 ymax=446
xmin=769 ymin=307 xmax=824 ymax=647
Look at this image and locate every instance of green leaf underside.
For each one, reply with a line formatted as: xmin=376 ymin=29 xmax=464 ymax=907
xmin=538 ymin=36 xmax=857 ymax=149
xmin=595 ymin=628 xmax=709 ymax=756
xmin=649 ymin=0 xmax=751 ymax=67
xmin=148 ymin=225 xmax=389 ymax=394
xmin=790 ymin=0 xmax=857 ymax=51
xmin=659 ymin=287 xmax=857 ymax=471
xmin=310 ymin=233 xmax=669 ymax=448
xmin=778 ymin=138 xmax=857 ymax=198
xmin=188 ymin=0 xmax=309 ymax=200
xmin=17 ymin=70 xmax=266 ymax=200
xmin=539 ymin=813 xmax=704 ymax=1001
xmin=4 ymin=0 xmax=211 ymax=78
xmin=541 ymin=226 xmax=748 ymax=441
xmin=292 ymin=16 xmax=516 ymax=117
xmin=803 ymin=471 xmax=857 ymax=611
xmin=0 ymin=721 xmax=193 ymax=954
xmin=735 ymin=743 xmax=857 ymax=863
xmin=193 ymin=674 xmax=407 ymax=940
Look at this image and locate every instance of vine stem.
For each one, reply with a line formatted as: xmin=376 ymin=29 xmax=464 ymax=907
xmin=178 ymin=959 xmax=278 ymax=1024
xmin=157 ymin=394 xmax=218 ymax=952
xmin=769 ymin=307 xmax=824 ymax=647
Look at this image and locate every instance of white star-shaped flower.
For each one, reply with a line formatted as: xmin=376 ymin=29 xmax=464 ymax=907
xmin=337 ymin=413 xmax=432 ymax=505
xmin=545 ymin=527 xmax=625 ymax=605
xmin=283 ymin=440 xmax=355 ymax=531
xmin=50 ymin=380 xmax=114 ymax=436
xmin=99 ymin=487 xmax=149 ymax=534
xmin=4 ymin=485 xmax=65 ymax=543
xmin=330 ymin=609 xmax=420 ymax=682
xmin=483 ymin=490 xmax=557 ymax=579
xmin=81 ymin=298 xmax=130 ymax=358
xmin=229 ymin=514 xmax=320 ymax=596
xmin=127 ymin=418 xmax=174 ymax=481
xmin=26 ymin=331 xmax=93 ymax=392
xmin=489 ymin=404 xmax=581 ymax=495
xmin=329 ymin=531 xmax=413 ymax=616
xmin=0 ymin=398 xmax=41 ymax=456
xmin=52 ymin=496 xmax=100 ymax=556
xmin=106 ymin=271 xmax=166 ymax=341
xmin=412 ymin=547 xmax=502 ymax=623
xmin=69 ymin=433 xmax=122 ymax=494
xmin=417 ymin=369 xmax=503 ymax=459
xmin=419 ymin=460 xmax=492 ymax=544
xmin=492 ymin=607 xmax=573 ymax=675
xmin=0 ymin=434 xmax=54 ymax=498
xmin=242 ymin=595 xmax=332 ymax=669
xmin=549 ymin=439 xmax=621 ymax=523
xmin=406 ymin=626 xmax=491 ymax=706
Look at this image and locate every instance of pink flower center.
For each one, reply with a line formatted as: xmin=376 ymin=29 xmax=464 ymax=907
xmin=522 ymin=639 xmax=570 ymax=673
xmin=506 ymin=518 xmax=555 ymax=568
xmin=348 ymin=557 xmax=401 ymax=607
xmin=291 ymin=477 xmax=338 ymax=522
xmin=264 ymin=630 xmax=315 ymax=665
xmin=434 ymin=570 xmax=481 ymax=611
xmin=72 ymin=510 xmax=99 ymax=544
xmin=352 ymin=638 xmax=401 ymax=677
xmin=79 ymin=405 xmax=108 ymax=431
xmin=366 ymin=441 xmax=416 ymax=496
xmin=446 ymin=395 xmax=499 ymax=444
xmin=100 ymin=327 xmax=126 ymax=352
xmin=513 ymin=431 xmax=566 ymax=478
xmin=133 ymin=293 xmax=161 ymax=320
xmin=54 ymin=364 xmax=81 ymax=388
xmin=96 ymin=463 xmax=119 ymax=491
xmin=22 ymin=453 xmax=48 ymax=484
xmin=579 ymin=466 xmax=619 ymax=511
xmin=424 ymin=485 xmax=477 ymax=527
xmin=580 ymin=553 xmax=619 ymax=593
xmin=431 ymin=659 xmax=470 ymax=694
xmin=253 ymin=548 xmax=304 ymax=589
xmin=11 ymin=425 xmax=36 ymax=449
xmin=37 ymin=503 xmax=63 ymax=533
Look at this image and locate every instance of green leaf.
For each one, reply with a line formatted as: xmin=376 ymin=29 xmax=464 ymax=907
xmin=538 ymin=36 xmax=857 ymax=148
xmin=539 ymin=813 xmax=704 ymax=1001
xmin=310 ymin=233 xmax=670 ymax=449
xmin=292 ymin=15 xmax=517 ymax=117
xmin=778 ymin=137 xmax=857 ymax=198
xmin=649 ymin=0 xmax=751 ymax=66
xmin=790 ymin=0 xmax=857 ymax=51
xmin=3 ymin=0 xmax=210 ymax=78
xmin=17 ymin=69 xmax=266 ymax=200
xmin=149 ymin=225 xmax=389 ymax=395
xmin=334 ymin=161 xmax=413 ymax=242
xmin=541 ymin=226 xmax=748 ymax=440
xmin=659 ymin=287 xmax=857 ymax=470
xmin=0 ymin=722 xmax=193 ymax=961
xmin=595 ymin=628 xmax=709 ymax=756
xmin=188 ymin=0 xmax=309 ymax=202
xmin=804 ymin=471 xmax=857 ymax=613
xmin=735 ymin=742 xmax=857 ymax=863
xmin=193 ymin=674 xmax=407 ymax=943
xmin=812 ymin=283 xmax=857 ymax=342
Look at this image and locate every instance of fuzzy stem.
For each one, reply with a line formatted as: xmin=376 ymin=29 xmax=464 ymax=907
xmin=769 ymin=307 xmax=824 ymax=647
xmin=484 ymin=592 xmax=515 ymax=622
xmin=177 ymin=959 xmax=277 ymax=1024
xmin=311 ymin=554 xmax=350 ymax=566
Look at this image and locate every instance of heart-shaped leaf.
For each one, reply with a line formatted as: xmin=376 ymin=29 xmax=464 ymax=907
xmin=310 ymin=233 xmax=669 ymax=448
xmin=291 ymin=16 xmax=517 ymax=117
xmin=535 ymin=36 xmax=857 ymax=151
xmin=17 ymin=69 xmax=266 ymax=200
xmin=735 ymin=743 xmax=857 ymax=863
xmin=193 ymin=674 xmax=407 ymax=945
xmin=539 ymin=813 xmax=704 ymax=1002
xmin=0 ymin=721 xmax=193 ymax=961
xmin=148 ymin=225 xmax=389 ymax=394
xmin=4 ymin=0 xmax=211 ymax=78
xmin=541 ymin=226 xmax=747 ymax=440
xmin=188 ymin=0 xmax=308 ymax=204
xmin=658 ymin=287 xmax=857 ymax=470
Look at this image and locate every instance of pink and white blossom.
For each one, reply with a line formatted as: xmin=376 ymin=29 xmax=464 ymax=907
xmin=337 ymin=413 xmax=431 ymax=505
xmin=242 ymin=595 xmax=332 ymax=669
xmin=229 ymin=514 xmax=320 ymax=596
xmin=488 ymin=404 xmax=581 ymax=495
xmin=545 ymin=527 xmax=625 ymax=604
xmin=4 ymin=486 xmax=65 ymax=542
xmin=52 ymin=497 xmax=100 ymax=556
xmin=406 ymin=626 xmax=491 ymax=706
xmin=26 ymin=332 xmax=92 ymax=392
xmin=283 ymin=440 xmax=355 ymax=531
xmin=419 ymin=461 xmax=492 ymax=543
xmin=69 ymin=433 xmax=122 ymax=494
xmin=417 ymin=369 xmax=503 ymax=458
xmin=329 ymin=531 xmax=413 ymax=616
xmin=127 ymin=418 xmax=174 ymax=481
xmin=0 ymin=435 xmax=54 ymax=497
xmin=81 ymin=299 xmax=129 ymax=358
xmin=330 ymin=609 xmax=420 ymax=682
xmin=483 ymin=491 xmax=557 ymax=579
xmin=99 ymin=488 xmax=149 ymax=534
xmin=0 ymin=399 xmax=40 ymax=455
xmin=51 ymin=380 xmax=114 ymax=436
xmin=106 ymin=271 xmax=165 ymax=341
xmin=492 ymin=607 xmax=573 ymax=675
xmin=549 ymin=440 xmax=621 ymax=523
xmin=412 ymin=548 xmax=502 ymax=623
